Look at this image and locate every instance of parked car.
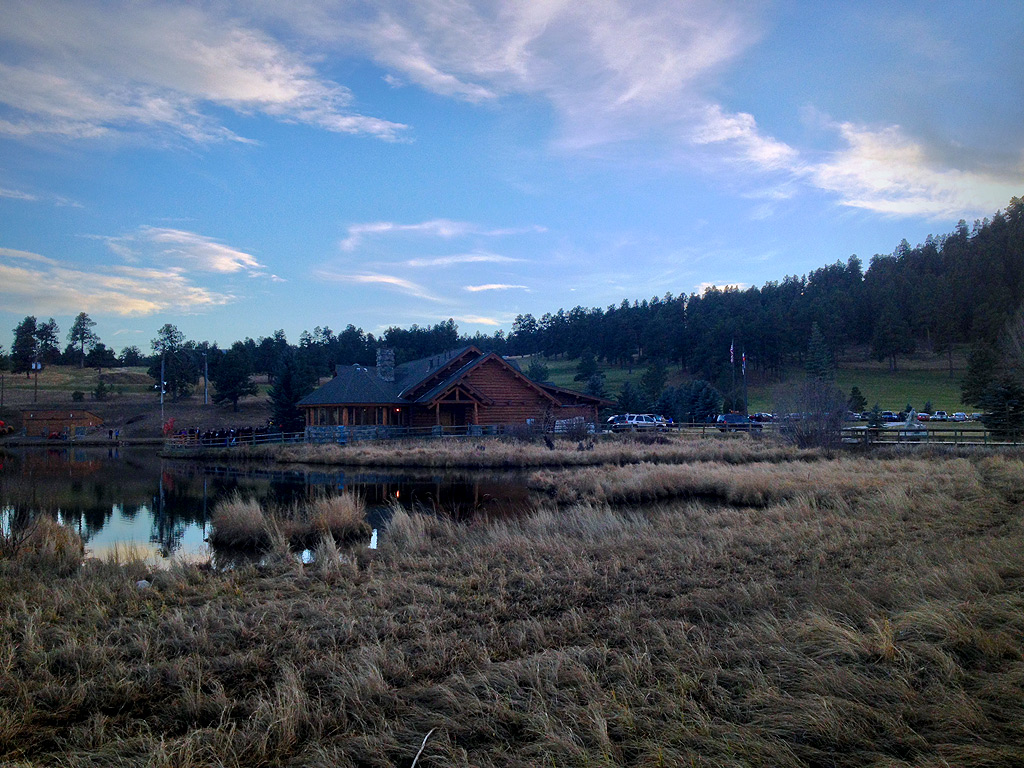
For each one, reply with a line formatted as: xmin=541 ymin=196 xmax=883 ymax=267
xmin=750 ymin=412 xmax=775 ymax=423
xmin=952 ymin=412 xmax=968 ymax=422
xmin=932 ymin=411 xmax=949 ymax=421
xmin=880 ymin=411 xmax=898 ymax=422
xmin=916 ymin=412 xmax=930 ymax=421
xmin=606 ymin=413 xmax=665 ymax=432
xmin=716 ymin=414 xmax=762 ymax=433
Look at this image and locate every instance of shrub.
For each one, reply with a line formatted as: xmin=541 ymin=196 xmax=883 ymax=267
xmin=210 ymin=494 xmax=270 ymax=549
xmin=1 ymin=514 xmax=84 ymax=575
xmin=309 ymin=494 xmax=370 ymax=543
xmin=71 ymin=390 xmax=84 ymax=402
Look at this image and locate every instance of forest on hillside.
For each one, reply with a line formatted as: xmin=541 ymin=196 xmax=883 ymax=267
xmin=5 ymin=198 xmax=1024 ymax=427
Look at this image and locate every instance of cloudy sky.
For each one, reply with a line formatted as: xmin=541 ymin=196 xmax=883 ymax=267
xmin=2 ymin=0 xmax=1022 ymax=351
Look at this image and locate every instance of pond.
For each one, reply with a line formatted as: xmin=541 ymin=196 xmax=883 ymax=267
xmin=0 ymin=446 xmax=535 ymax=562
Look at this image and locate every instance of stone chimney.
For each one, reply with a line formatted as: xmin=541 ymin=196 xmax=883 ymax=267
xmin=376 ymin=347 xmax=395 ymax=382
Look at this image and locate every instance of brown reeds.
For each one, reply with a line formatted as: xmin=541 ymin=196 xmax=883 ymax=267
xmin=2 ymin=452 xmax=1024 ymax=766
xmin=182 ymin=432 xmax=817 ymax=469
xmin=209 ymin=492 xmax=369 ymax=551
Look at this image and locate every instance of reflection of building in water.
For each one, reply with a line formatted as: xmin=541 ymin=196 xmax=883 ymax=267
xmin=21 ymin=410 xmax=103 ymax=438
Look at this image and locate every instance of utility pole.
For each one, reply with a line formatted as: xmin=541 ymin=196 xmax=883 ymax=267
xmin=203 ymin=352 xmax=208 ymax=405
xmin=160 ymin=355 xmax=165 ymax=424
xmin=32 ymin=359 xmax=40 ymax=403
xmin=742 ymin=349 xmax=748 ymax=417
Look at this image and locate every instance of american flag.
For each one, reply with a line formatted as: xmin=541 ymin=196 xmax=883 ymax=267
xmin=730 ymin=341 xmax=734 ymax=364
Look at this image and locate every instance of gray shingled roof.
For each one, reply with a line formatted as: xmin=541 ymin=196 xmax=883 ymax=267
xmin=297 ymin=364 xmax=402 ymax=406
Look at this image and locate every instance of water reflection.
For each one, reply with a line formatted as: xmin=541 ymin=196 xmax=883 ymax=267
xmin=0 ymin=446 xmax=533 ymax=561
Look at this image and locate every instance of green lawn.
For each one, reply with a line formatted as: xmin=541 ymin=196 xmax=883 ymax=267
xmin=524 ymin=354 xmax=968 ymax=414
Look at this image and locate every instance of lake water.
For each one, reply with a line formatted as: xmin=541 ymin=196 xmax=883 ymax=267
xmin=0 ymin=446 xmax=533 ymax=562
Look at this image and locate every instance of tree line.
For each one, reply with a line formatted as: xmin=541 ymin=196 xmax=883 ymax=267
xmin=2 ymin=197 xmax=1022 ymax=432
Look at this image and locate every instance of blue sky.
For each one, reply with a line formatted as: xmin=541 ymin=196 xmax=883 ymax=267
xmin=1 ymin=0 xmax=1022 ymax=352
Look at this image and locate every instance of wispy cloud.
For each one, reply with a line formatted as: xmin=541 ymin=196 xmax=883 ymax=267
xmin=464 ymin=283 xmax=528 ymax=292
xmin=340 ymin=219 xmax=544 ymax=251
xmin=98 ymin=227 xmax=267 ymax=275
xmin=807 ymin=122 xmax=1024 ymax=219
xmin=404 ymin=251 xmax=523 ymax=268
xmin=0 ymin=247 xmax=233 ymax=316
xmin=317 ymin=271 xmax=443 ymax=302
xmin=0 ymin=186 xmax=37 ymax=201
xmin=0 ymin=0 xmax=406 ymax=143
xmin=452 ymin=314 xmax=502 ymax=326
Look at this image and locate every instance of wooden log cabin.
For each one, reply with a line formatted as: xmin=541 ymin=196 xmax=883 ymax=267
xmin=298 ymin=346 xmax=610 ymax=432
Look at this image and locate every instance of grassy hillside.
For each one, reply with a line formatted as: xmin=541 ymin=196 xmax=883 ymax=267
xmin=524 ymin=347 xmax=969 ymax=413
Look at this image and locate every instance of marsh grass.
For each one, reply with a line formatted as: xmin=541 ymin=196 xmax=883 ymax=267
xmin=209 ymin=492 xmax=370 ymax=551
xmin=187 ymin=432 xmax=817 ymax=469
xmin=2 ymin=452 xmax=1024 ymax=766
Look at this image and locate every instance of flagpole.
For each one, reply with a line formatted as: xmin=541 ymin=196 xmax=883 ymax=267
xmin=742 ymin=349 xmax=748 ymax=417
xmin=730 ymin=340 xmax=735 ymax=411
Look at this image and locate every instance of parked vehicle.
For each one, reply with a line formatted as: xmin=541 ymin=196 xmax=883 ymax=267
xmin=916 ymin=412 xmax=930 ymax=421
xmin=952 ymin=412 xmax=968 ymax=422
xmin=606 ymin=413 xmax=665 ymax=432
xmin=932 ymin=411 xmax=949 ymax=421
xmin=716 ymin=414 xmax=762 ymax=433
xmin=750 ymin=412 xmax=775 ymax=423
xmin=880 ymin=411 xmax=898 ymax=422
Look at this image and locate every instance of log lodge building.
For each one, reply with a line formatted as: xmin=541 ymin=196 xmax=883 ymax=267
xmin=298 ymin=346 xmax=609 ymax=431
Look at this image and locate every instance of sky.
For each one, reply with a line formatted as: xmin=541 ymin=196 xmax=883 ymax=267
xmin=1 ymin=0 xmax=1022 ymax=353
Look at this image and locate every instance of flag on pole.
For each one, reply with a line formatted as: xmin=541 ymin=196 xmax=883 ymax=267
xmin=742 ymin=351 xmax=746 ymax=375
xmin=730 ymin=341 xmax=734 ymax=364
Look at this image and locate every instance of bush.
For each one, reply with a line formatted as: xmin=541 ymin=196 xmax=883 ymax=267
xmin=1 ymin=514 xmax=84 ymax=575
xmin=71 ymin=390 xmax=84 ymax=402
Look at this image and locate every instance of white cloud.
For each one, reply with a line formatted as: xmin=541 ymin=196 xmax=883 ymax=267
xmin=0 ymin=247 xmax=233 ymax=316
xmin=99 ymin=227 xmax=264 ymax=274
xmin=0 ymin=0 xmax=405 ymax=142
xmin=404 ymin=252 xmax=523 ymax=268
xmin=317 ymin=271 xmax=443 ymax=302
xmin=340 ymin=219 xmax=545 ymax=251
xmin=452 ymin=314 xmax=502 ymax=326
xmin=0 ymin=186 xmax=37 ymax=201
xmin=808 ymin=122 xmax=1024 ymax=218
xmin=464 ymin=283 xmax=528 ymax=292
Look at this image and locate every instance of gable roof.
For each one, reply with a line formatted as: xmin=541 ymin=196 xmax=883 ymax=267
xmin=298 ymin=346 xmax=605 ymax=410
xmin=297 ymin=364 xmax=402 ymax=406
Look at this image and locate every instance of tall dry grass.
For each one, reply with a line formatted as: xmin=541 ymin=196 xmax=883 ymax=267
xmin=188 ymin=432 xmax=817 ymax=469
xmin=209 ymin=491 xmax=369 ymax=551
xmin=2 ymin=452 xmax=1024 ymax=766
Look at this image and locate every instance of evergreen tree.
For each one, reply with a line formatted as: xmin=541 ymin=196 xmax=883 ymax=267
xmin=979 ymin=375 xmax=1024 ymax=438
xmin=67 ymin=312 xmax=99 ymax=368
xmin=118 ymin=346 xmax=144 ymax=366
xmin=871 ymin=303 xmax=915 ymax=372
xmin=11 ymin=316 xmax=37 ymax=376
xmin=805 ymin=323 xmax=834 ymax=380
xmin=35 ymin=318 xmax=61 ymax=364
xmin=639 ymin=358 xmax=668 ymax=403
xmin=270 ymin=349 xmax=317 ymax=432
xmin=148 ymin=324 xmax=198 ymax=400
xmin=847 ymin=386 xmax=867 ymax=413
xmin=211 ymin=345 xmax=258 ymax=412
xmin=584 ymin=372 xmax=607 ymax=399
xmin=573 ymin=350 xmax=598 ymax=382
xmin=525 ymin=359 xmax=549 ymax=382
xmin=616 ymin=380 xmax=646 ymax=413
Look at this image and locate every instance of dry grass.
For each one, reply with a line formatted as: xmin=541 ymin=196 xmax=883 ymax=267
xmin=191 ymin=432 xmax=817 ymax=469
xmin=2 ymin=451 xmax=1024 ymax=766
xmin=209 ymin=492 xmax=370 ymax=551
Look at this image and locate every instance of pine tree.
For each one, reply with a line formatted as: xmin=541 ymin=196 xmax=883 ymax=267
xmin=211 ymin=345 xmax=258 ymax=412
xmin=67 ymin=312 xmax=99 ymax=368
xmin=270 ymin=350 xmax=317 ymax=432
xmin=805 ymin=323 xmax=834 ymax=380
xmin=11 ymin=316 xmax=37 ymax=376
xmin=847 ymin=386 xmax=867 ymax=413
